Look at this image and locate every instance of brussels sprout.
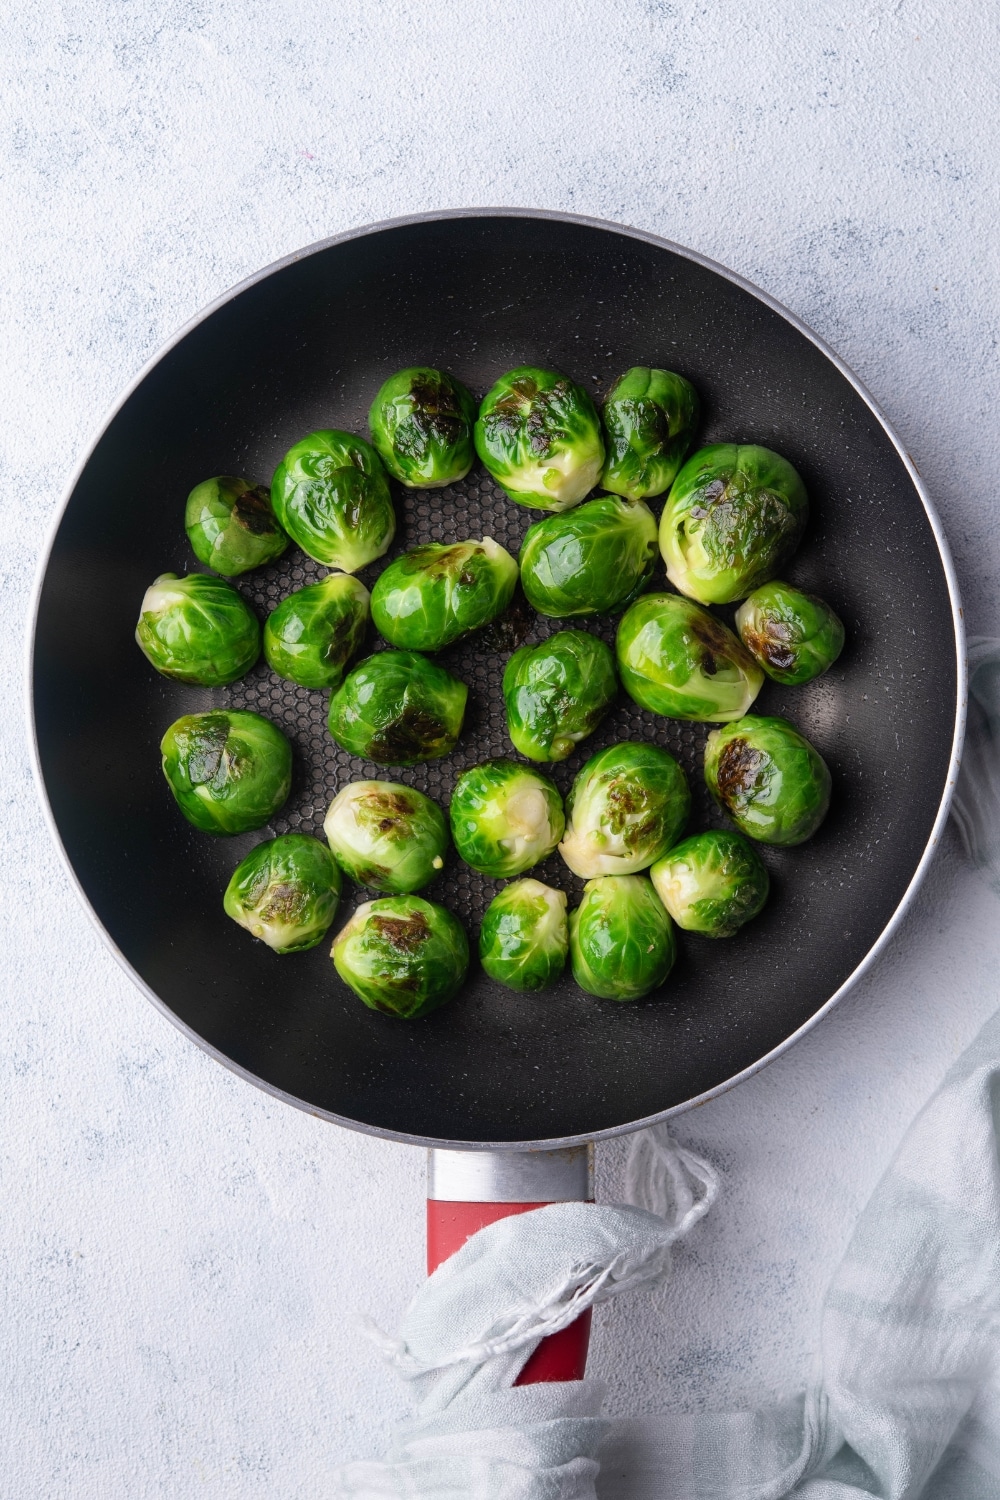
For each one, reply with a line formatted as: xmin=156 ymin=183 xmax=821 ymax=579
xmin=224 ymin=834 xmax=341 ymax=952
xmin=370 ymin=538 xmax=518 ymax=652
xmin=184 ymin=476 xmax=289 ymax=576
xmin=569 ymin=875 xmax=675 ymax=1001
xmin=519 ymin=494 xmax=657 ymax=618
xmin=735 ymin=581 xmax=845 ymax=686
xmin=449 ymin=760 xmax=565 ymax=878
xmin=263 ymin=573 xmax=370 ymax=690
xmin=323 ymin=780 xmax=448 ymax=893
xmin=328 ymin=650 xmax=467 ymax=765
xmin=503 ymin=630 xmax=617 ymax=762
xmin=659 ymin=444 xmax=808 ymax=605
xmin=474 ymin=367 xmax=604 ymax=511
xmin=600 ymin=367 xmax=700 ymax=501
xmin=135 ymin=572 xmax=260 ymax=686
xmin=559 ymin=742 xmax=690 ymax=878
xmin=650 ymin=831 xmax=769 ymax=938
xmin=368 ymin=368 xmax=477 ymax=488
xmin=160 ymin=710 xmax=292 ymax=834
xmin=332 ymin=895 xmax=469 ymax=1019
xmin=616 ymin=593 xmax=763 ymax=721
xmin=478 ymin=879 xmax=568 ymax=992
xmin=271 ymin=430 xmax=396 ymax=572
xmin=705 ymin=715 xmax=832 ymax=846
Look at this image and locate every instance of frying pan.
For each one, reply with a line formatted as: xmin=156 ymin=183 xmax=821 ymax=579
xmin=29 ymin=210 xmax=965 ymax=1163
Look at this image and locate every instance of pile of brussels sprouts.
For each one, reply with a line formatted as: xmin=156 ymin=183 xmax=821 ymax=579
xmin=136 ymin=360 xmax=844 ymax=1019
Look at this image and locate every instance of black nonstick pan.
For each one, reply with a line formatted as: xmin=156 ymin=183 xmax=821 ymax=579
xmin=30 ymin=210 xmax=965 ymax=1150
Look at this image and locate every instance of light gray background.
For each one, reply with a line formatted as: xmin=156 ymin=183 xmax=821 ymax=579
xmin=4 ymin=2 xmax=999 ymax=1494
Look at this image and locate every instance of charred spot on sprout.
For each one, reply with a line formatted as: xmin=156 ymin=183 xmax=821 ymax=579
xmin=692 ymin=612 xmax=735 ymax=649
xmin=371 ymin=911 xmax=429 ymax=953
xmin=231 ymin=484 xmax=279 ymax=535
xmin=368 ymin=707 xmax=449 ymax=764
xmin=260 ymin=882 xmax=308 ymax=923
xmin=483 ymin=590 xmax=536 ymax=653
xmin=715 ymin=737 xmax=768 ymax=809
xmin=362 ymin=788 xmax=417 ymax=823
xmin=185 ymin=714 xmax=230 ymax=784
xmin=741 ymin=622 xmax=796 ymax=671
xmin=399 ymin=374 xmax=467 ymax=450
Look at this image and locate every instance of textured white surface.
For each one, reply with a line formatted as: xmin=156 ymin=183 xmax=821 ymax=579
xmin=3 ymin=1 xmax=1000 ymax=1494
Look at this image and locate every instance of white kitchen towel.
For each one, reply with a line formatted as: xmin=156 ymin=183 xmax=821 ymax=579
xmin=953 ymin=636 xmax=1000 ymax=893
xmin=336 ymin=1009 xmax=1000 ymax=1498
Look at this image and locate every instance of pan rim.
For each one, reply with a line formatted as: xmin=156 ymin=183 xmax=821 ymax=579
xmin=26 ymin=207 xmax=968 ymax=1151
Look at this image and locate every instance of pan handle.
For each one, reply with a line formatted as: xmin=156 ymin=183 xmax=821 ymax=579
xmin=427 ymin=1145 xmax=593 ymax=1384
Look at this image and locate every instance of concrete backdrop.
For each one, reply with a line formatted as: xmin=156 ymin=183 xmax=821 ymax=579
xmin=3 ymin=1 xmax=999 ymax=1493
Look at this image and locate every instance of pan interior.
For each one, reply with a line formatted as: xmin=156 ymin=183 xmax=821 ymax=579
xmin=32 ymin=215 xmax=958 ymax=1144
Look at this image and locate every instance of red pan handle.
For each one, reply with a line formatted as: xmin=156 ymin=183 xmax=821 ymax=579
xmin=427 ymin=1147 xmax=593 ymax=1384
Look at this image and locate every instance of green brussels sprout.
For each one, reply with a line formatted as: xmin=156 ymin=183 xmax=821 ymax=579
xmin=160 ymin=710 xmax=292 ymax=834
xmin=659 ymin=444 xmax=808 ymax=605
xmin=502 ymin=630 xmax=617 ymax=762
xmin=328 ymin=650 xmax=467 ymax=765
xmin=558 ymin=742 xmax=690 ymax=878
xmin=518 ymin=494 xmax=657 ymax=618
xmin=616 ymin=592 xmax=763 ymax=721
xmin=735 ymin=581 xmax=845 ymax=685
xmin=370 ymin=538 xmax=518 ymax=652
xmin=368 ymin=368 xmax=477 ymax=488
xmin=478 ymin=879 xmax=568 ymax=992
xmin=223 ymin=833 xmax=341 ymax=952
xmin=184 ymin=476 xmax=289 ymax=576
xmin=600 ymin=367 xmax=700 ymax=501
xmin=135 ymin=572 xmax=260 ymax=686
xmin=474 ymin=366 xmax=604 ymax=511
xmin=271 ymin=430 xmax=396 ymax=572
xmin=569 ymin=875 xmax=675 ymax=1001
xmin=449 ymin=760 xmax=565 ymax=878
xmin=332 ymin=895 xmax=469 ymax=1019
xmin=323 ymin=780 xmax=448 ymax=893
xmin=650 ymin=830 xmax=769 ymax=938
xmin=705 ymin=715 xmax=832 ymax=846
xmin=263 ymin=573 xmax=370 ymax=690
